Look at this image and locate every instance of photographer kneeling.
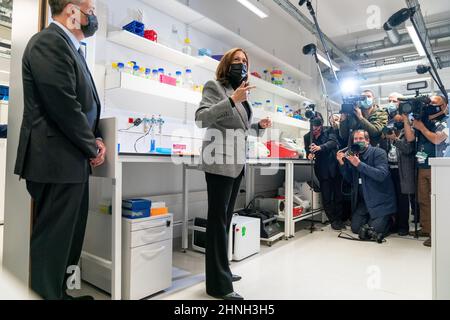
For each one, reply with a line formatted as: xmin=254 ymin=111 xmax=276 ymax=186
xmin=403 ymin=95 xmax=449 ymax=247
xmin=337 ymin=130 xmax=396 ymax=239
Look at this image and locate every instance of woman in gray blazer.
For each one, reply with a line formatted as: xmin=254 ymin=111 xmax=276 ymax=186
xmin=196 ymin=48 xmax=272 ymax=300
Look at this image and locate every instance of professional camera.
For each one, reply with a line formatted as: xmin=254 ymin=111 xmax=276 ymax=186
xmin=340 ymin=143 xmax=365 ymax=157
xmin=341 ymin=96 xmax=367 ymax=114
xmin=398 ymin=95 xmax=432 ymax=120
xmin=359 ymin=224 xmax=384 ymax=244
xmin=305 ymin=104 xmax=317 ymax=119
xmin=382 ymin=121 xmax=404 ymax=136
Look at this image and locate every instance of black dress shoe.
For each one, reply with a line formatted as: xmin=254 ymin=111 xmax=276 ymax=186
xmin=63 ymin=294 xmax=95 ymax=300
xmin=212 ymin=292 xmax=244 ymax=300
xmin=331 ymin=221 xmax=346 ymax=231
xmin=232 ymin=274 xmax=242 ymax=282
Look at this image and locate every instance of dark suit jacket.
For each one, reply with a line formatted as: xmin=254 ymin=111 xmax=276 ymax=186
xmin=339 ymin=145 xmax=397 ymax=219
xmin=15 ymin=23 xmax=101 ymax=184
xmin=304 ymin=127 xmax=339 ymax=181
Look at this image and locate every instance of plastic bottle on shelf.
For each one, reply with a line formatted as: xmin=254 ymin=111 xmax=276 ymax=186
xmin=175 ymin=71 xmax=183 ymax=87
xmin=158 ymin=68 xmax=165 ymax=82
xmin=184 ymin=69 xmax=194 ymax=90
xmin=111 ymin=62 xmax=119 ymax=73
xmin=182 ymin=38 xmax=192 ymax=56
xmin=139 ymin=67 xmax=146 ymax=78
xmin=117 ymin=62 xmax=125 ymax=73
xmin=152 ymin=69 xmax=159 ymax=81
xmin=145 ymin=68 xmax=151 ymax=79
xmin=133 ymin=65 xmax=141 ymax=77
xmin=265 ymin=100 xmax=273 ymax=112
xmin=124 ymin=61 xmax=135 ymax=74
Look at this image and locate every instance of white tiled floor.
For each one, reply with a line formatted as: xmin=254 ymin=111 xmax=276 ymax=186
xmin=160 ymin=225 xmax=431 ymax=300
xmin=1 ymin=223 xmax=432 ymax=300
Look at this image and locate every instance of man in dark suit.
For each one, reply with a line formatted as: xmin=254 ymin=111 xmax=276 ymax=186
xmin=304 ymin=114 xmax=344 ymax=231
xmin=14 ymin=0 xmax=106 ymax=300
xmin=337 ymin=130 xmax=396 ymax=237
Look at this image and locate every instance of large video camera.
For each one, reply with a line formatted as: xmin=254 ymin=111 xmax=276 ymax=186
xmin=340 ymin=96 xmax=367 ymax=114
xmin=397 ymin=80 xmax=435 ymax=120
xmin=398 ymin=95 xmax=432 ymax=120
xmin=359 ymin=224 xmax=384 ymax=244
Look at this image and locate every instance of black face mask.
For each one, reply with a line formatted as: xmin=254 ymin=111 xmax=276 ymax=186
xmin=228 ymin=63 xmax=248 ymax=88
xmin=79 ymin=10 xmax=99 ymax=38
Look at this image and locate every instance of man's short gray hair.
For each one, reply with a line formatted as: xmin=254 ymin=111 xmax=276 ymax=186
xmin=49 ymin=0 xmax=83 ymax=17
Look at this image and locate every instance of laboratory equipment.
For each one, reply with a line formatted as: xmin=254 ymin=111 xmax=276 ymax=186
xmin=123 ymin=20 xmax=145 ymax=37
xmin=144 ymin=29 xmax=158 ymax=42
xmin=182 ymin=38 xmax=192 ymax=56
xmin=229 ymin=215 xmax=260 ymax=261
xmin=184 ymin=69 xmax=194 ymax=90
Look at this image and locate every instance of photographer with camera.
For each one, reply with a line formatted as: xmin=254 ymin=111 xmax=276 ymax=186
xmin=337 ymin=130 xmax=396 ymax=240
xmin=403 ymin=95 xmax=449 ymax=247
xmin=380 ymin=92 xmax=416 ymax=236
xmin=340 ymin=90 xmax=388 ymax=147
xmin=304 ymin=113 xmax=345 ymax=230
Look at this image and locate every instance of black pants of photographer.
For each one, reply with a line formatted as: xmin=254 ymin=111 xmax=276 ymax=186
xmin=320 ymin=177 xmax=344 ymax=224
xmin=390 ymin=168 xmax=410 ymax=234
xmin=351 ymin=200 xmax=393 ymax=237
xmin=204 ymin=170 xmax=244 ymax=297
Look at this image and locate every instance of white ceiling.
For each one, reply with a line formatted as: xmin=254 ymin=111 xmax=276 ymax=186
xmin=271 ymin=0 xmax=450 ymax=48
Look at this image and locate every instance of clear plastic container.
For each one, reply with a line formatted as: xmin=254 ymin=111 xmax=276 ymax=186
xmin=117 ymin=62 xmax=125 ymax=73
xmin=184 ymin=69 xmax=194 ymax=90
xmin=265 ymin=100 xmax=272 ymax=112
xmin=182 ymin=38 xmax=192 ymax=56
xmin=145 ymin=68 xmax=151 ymax=79
xmin=175 ymin=71 xmax=183 ymax=87
xmin=158 ymin=68 xmax=165 ymax=82
xmin=152 ymin=69 xmax=159 ymax=81
xmin=111 ymin=62 xmax=119 ymax=73
xmin=133 ymin=65 xmax=141 ymax=77
xmin=124 ymin=61 xmax=135 ymax=74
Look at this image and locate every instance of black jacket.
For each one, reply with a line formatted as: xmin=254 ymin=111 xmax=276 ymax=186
xmin=15 ymin=23 xmax=101 ymax=183
xmin=304 ymin=127 xmax=340 ymax=180
xmin=339 ymin=146 xmax=397 ymax=219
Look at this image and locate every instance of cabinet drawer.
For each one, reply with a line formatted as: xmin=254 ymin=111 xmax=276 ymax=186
xmin=126 ymin=239 xmax=172 ymax=300
xmin=130 ymin=225 xmax=172 ymax=248
xmin=130 ymin=217 xmax=171 ymax=232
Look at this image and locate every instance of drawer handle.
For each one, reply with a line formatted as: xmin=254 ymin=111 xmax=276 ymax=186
xmin=141 ymin=231 xmax=167 ymax=242
xmin=140 ymin=246 xmax=166 ymax=260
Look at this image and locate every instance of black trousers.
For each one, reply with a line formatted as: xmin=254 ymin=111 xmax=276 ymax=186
xmin=319 ymin=176 xmax=344 ymax=223
xmin=27 ymin=181 xmax=89 ymax=300
xmin=390 ymin=168 xmax=410 ymax=233
xmin=351 ymin=199 xmax=393 ymax=237
xmin=204 ymin=171 xmax=244 ymax=296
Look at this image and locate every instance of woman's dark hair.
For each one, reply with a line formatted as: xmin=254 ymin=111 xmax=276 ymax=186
xmin=216 ymin=48 xmax=249 ymax=86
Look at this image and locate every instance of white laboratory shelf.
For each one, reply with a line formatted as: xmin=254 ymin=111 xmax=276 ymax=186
xmin=107 ymin=30 xmax=204 ymax=67
xmin=198 ymin=56 xmax=314 ymax=103
xmin=105 ymin=71 xmax=202 ymax=105
xmin=250 ymin=76 xmax=313 ymax=103
xmin=253 ymin=108 xmax=310 ymax=130
xmin=140 ymin=0 xmax=311 ymax=80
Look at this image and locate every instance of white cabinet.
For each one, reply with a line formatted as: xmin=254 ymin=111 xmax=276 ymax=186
xmin=81 ymin=214 xmax=173 ymax=300
xmin=430 ymin=158 xmax=450 ymax=300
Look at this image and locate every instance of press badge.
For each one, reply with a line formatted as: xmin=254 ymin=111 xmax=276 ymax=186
xmin=359 ymin=178 xmax=362 ymax=185
xmin=416 ymin=151 xmax=428 ymax=164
